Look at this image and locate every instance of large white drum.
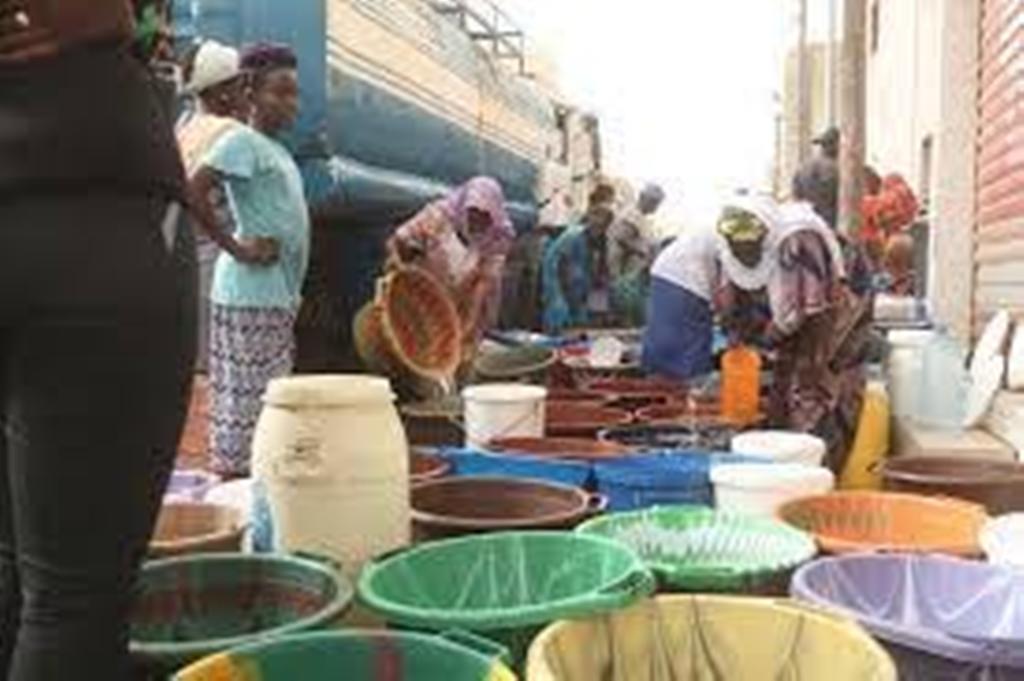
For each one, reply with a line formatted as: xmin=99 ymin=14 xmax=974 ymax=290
xmin=252 ymin=375 xmax=409 ymax=580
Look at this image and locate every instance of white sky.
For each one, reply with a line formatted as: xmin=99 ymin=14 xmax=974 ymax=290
xmin=501 ymin=0 xmax=799 ymax=232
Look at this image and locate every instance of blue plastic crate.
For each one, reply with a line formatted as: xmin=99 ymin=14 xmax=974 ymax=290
xmin=594 ymin=451 xmax=762 ymax=511
xmin=437 ymin=448 xmax=593 ymax=488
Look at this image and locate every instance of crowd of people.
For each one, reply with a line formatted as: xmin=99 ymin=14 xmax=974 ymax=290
xmin=0 ymin=1 xmax=924 ymax=677
xmin=539 ymin=183 xmax=665 ymax=333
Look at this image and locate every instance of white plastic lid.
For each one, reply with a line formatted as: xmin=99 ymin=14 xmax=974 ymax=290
xmin=262 ymin=375 xmax=395 ymax=407
xmin=710 ymin=463 xmax=835 ymax=491
xmin=463 ymin=384 xmax=548 ymax=403
xmin=731 ymin=431 xmax=827 ymax=460
xmin=888 ymin=329 xmax=937 ymax=348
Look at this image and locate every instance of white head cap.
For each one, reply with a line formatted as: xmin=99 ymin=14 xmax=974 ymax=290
xmin=185 ymin=40 xmax=242 ymax=96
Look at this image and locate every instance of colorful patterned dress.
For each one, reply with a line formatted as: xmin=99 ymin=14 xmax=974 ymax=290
xmin=769 ymin=229 xmax=871 ymax=473
xmin=201 ymin=126 xmax=310 ymax=476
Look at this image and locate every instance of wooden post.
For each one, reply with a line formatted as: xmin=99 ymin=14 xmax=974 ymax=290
xmin=838 ymin=0 xmax=868 ymax=239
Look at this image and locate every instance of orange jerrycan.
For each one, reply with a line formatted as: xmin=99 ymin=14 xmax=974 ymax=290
xmin=721 ymin=345 xmax=762 ymax=426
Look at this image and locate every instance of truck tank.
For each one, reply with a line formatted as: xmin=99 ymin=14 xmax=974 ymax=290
xmin=171 ymin=0 xmax=597 ymax=367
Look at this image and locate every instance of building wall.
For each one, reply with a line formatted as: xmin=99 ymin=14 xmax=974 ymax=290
xmin=931 ymin=0 xmax=979 ymax=341
xmin=865 ymin=0 xmax=942 ymax=193
xmin=865 ymin=0 xmax=979 ymax=341
xmin=777 ymin=42 xmax=832 ymax=195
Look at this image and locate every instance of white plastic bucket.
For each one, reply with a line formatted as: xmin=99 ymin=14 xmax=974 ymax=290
xmin=463 ymin=384 xmax=547 ymax=448
xmin=980 ymin=514 xmax=1024 ymax=567
xmin=731 ymin=431 xmax=827 ymax=467
xmin=711 ymin=463 xmax=835 ymax=516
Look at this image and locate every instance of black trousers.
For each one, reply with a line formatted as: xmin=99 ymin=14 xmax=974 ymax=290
xmin=0 ymin=193 xmax=195 ymax=680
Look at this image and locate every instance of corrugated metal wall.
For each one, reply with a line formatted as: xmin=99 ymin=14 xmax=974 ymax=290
xmin=974 ymin=0 xmax=1024 ymax=333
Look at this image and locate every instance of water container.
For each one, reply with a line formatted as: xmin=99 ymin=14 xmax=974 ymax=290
xmin=886 ymin=329 xmax=934 ymax=418
xmin=251 ymin=376 xmax=409 ymax=581
xmin=731 ymin=431 xmax=827 ymax=466
xmin=916 ymin=328 xmax=968 ymax=430
xmin=711 ymin=463 xmax=836 ymax=516
xmin=462 ymin=384 xmax=547 ymax=448
xmin=840 ymin=381 xmax=890 ymax=490
xmin=720 ymin=346 xmax=762 ymax=425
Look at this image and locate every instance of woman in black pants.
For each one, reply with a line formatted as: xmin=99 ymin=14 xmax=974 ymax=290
xmin=0 ymin=2 xmax=195 ymax=679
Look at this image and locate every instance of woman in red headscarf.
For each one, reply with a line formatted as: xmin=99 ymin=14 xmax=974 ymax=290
xmin=861 ymin=173 xmax=919 ymax=264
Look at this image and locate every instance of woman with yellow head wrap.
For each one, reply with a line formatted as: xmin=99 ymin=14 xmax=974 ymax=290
xmin=642 ymin=195 xmax=780 ymax=381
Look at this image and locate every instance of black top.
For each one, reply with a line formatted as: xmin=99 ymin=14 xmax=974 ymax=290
xmin=0 ymin=42 xmax=184 ymax=199
xmin=793 ymin=156 xmax=839 ymax=230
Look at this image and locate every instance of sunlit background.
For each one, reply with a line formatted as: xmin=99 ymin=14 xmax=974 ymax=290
xmin=503 ymin=0 xmax=836 ymax=233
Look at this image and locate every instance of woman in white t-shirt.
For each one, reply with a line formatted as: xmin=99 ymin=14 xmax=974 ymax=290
xmin=642 ymin=195 xmax=781 ymax=381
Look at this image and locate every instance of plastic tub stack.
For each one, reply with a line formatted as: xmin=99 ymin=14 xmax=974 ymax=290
xmin=133 ymin=374 xmax=422 ymax=678
xmin=715 ymin=430 xmax=836 ymax=517
xmin=357 ymin=532 xmax=655 ymax=664
xmin=427 ymin=376 xmax=792 ymax=519
xmin=577 ymin=506 xmax=816 ymax=595
xmin=527 ymin=596 xmax=896 ymax=680
xmin=150 ymin=329 xmax=977 ymax=679
xmin=133 ymin=553 xmax=354 ymax=672
xmin=792 ymin=554 xmax=1024 ymax=680
xmin=174 ymin=631 xmax=516 ymax=681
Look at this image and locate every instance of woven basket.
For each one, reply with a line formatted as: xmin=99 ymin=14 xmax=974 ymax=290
xmin=778 ymin=491 xmax=989 ymax=556
xmin=352 ymin=301 xmax=402 ymax=377
xmin=149 ymin=502 xmax=246 ymax=559
xmin=578 ymin=506 xmax=816 ymax=594
xmin=353 ymin=267 xmax=462 ymax=381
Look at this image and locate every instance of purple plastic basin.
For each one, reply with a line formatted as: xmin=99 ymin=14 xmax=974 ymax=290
xmin=792 ymin=554 xmax=1024 ymax=672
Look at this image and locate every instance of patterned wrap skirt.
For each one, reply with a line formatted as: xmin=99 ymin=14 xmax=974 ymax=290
xmin=209 ymin=304 xmax=296 ymax=476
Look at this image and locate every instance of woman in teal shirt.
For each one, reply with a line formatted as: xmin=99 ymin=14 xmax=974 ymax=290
xmin=190 ymin=43 xmax=309 ymax=476
xmin=541 ymin=203 xmax=615 ymax=333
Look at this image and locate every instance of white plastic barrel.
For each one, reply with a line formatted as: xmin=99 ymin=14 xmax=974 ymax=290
xmin=251 ymin=375 xmax=409 ymax=580
xmin=711 ymin=463 xmax=835 ymax=516
xmin=730 ymin=431 xmax=827 ymax=467
xmin=462 ymin=384 xmax=547 ymax=448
